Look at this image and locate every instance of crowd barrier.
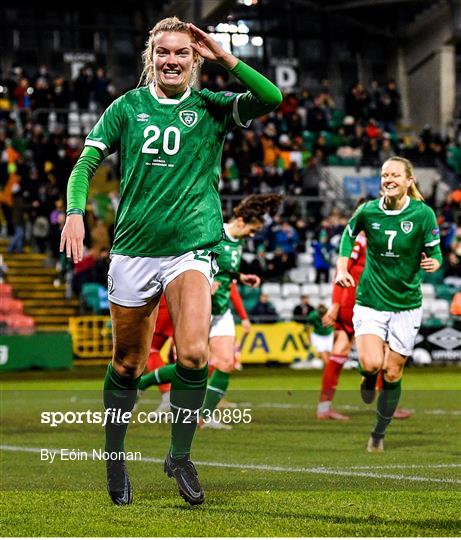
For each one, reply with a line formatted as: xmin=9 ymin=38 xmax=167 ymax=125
xmin=0 ymin=332 xmax=73 ymax=372
xmin=65 ymin=316 xmax=461 ymax=366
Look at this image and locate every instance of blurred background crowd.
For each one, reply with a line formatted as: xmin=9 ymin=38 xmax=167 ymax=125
xmin=1 ymin=62 xmax=460 ymax=321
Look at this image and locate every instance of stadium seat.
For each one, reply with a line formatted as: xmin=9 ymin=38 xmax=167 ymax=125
xmin=0 ymin=283 xmax=13 ymax=297
xmin=421 ymin=284 xmax=435 ymax=298
xmin=261 ymin=282 xmax=281 ymax=296
xmin=81 ymin=283 xmax=109 ymax=314
xmin=301 ymin=283 xmax=320 ymax=296
xmin=431 ymin=299 xmax=450 ymax=322
xmin=288 ymin=267 xmax=311 ymax=284
xmin=6 ymin=314 xmax=35 ymax=335
xmin=0 ymin=297 xmax=24 ymax=315
xmin=435 ymin=284 xmax=456 ymax=302
xmin=319 ymin=282 xmax=333 ymax=299
xmin=241 ymin=253 xmax=255 ymax=264
xmin=297 ymin=253 xmax=311 ymax=267
xmin=282 ymin=283 xmax=301 ymax=298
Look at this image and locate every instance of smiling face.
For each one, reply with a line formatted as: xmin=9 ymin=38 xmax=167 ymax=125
xmin=381 ymin=159 xmax=413 ymax=200
xmin=153 ymin=31 xmax=196 ymax=96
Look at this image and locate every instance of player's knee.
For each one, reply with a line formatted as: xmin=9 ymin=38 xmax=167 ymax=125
xmin=383 ymin=365 xmax=403 ymax=383
xmin=213 ymin=356 xmax=234 ymax=373
xmin=178 ymin=342 xmax=208 ymax=368
xmin=113 ymin=349 xmax=145 ymax=379
xmin=358 ymin=354 xmax=380 ymax=374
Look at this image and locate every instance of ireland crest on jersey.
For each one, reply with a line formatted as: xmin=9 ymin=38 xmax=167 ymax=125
xmin=179 ymin=110 xmax=198 ymax=127
xmin=400 ymin=221 xmax=413 ymax=234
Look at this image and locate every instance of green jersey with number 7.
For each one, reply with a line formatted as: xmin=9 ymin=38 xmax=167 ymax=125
xmin=85 ymin=86 xmax=249 ymax=257
xmin=339 ymin=196 xmax=441 ymax=311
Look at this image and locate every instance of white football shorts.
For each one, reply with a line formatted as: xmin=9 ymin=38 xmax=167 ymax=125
xmin=209 ymin=308 xmax=235 ymax=338
xmin=352 ymin=304 xmax=422 ymax=357
xmin=310 ymin=332 xmax=334 ymax=353
xmin=108 ymin=250 xmax=216 ymax=307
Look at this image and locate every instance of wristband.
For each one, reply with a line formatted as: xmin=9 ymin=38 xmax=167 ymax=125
xmin=66 ymin=208 xmax=84 ymax=216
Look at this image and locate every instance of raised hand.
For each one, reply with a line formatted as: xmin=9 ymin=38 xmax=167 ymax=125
xmin=187 ymin=23 xmax=238 ymax=69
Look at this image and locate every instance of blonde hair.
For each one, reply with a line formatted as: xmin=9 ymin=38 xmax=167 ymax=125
xmin=138 ymin=16 xmax=203 ymax=87
xmin=383 ymin=156 xmax=425 ymax=201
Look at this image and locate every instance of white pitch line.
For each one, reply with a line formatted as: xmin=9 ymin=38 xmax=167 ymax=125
xmin=1 ymin=445 xmax=460 ymax=485
xmin=341 ymin=464 xmax=461 ymax=470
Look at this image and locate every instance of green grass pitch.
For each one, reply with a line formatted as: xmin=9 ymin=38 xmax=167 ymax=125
xmin=1 ymin=365 xmax=460 ymax=536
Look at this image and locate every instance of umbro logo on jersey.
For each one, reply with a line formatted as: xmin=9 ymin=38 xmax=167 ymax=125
xmin=179 ymin=110 xmax=198 ymax=127
xmin=400 ymin=221 xmax=413 ymax=234
xmin=136 ymin=113 xmax=150 ymax=122
xmin=371 ymin=222 xmax=381 ymax=230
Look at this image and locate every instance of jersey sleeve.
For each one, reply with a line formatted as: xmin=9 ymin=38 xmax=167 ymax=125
xmin=339 ymin=204 xmax=366 ymax=257
xmin=422 ymin=206 xmax=443 ymax=263
xmin=66 ymin=146 xmax=103 ymax=213
xmin=200 ymin=88 xmax=248 ymax=133
xmin=230 ymin=60 xmax=283 ymax=124
xmin=85 ymin=95 xmax=125 ymax=156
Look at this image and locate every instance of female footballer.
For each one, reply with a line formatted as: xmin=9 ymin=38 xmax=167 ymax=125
xmin=60 ymin=17 xmax=282 ymax=506
xmin=335 ymin=156 xmax=442 ymax=452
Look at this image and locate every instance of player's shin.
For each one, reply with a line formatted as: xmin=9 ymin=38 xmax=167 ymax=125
xmin=103 ymin=364 xmax=140 ymax=452
xmin=319 ymin=354 xmax=347 ymax=407
xmin=201 ymin=368 xmax=231 ymax=416
xmin=373 ymin=378 xmax=402 ymax=437
xmin=169 ymin=362 xmax=208 ymax=458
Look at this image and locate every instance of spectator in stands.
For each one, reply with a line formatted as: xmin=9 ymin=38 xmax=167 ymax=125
xmin=73 ymin=67 xmax=92 ymax=110
xmin=32 ymin=77 xmax=52 ymax=126
xmin=273 ymin=220 xmax=299 ymax=268
xmin=293 ymin=294 xmax=315 ymax=323
xmin=242 ymin=244 xmax=269 ymax=279
xmin=93 ymin=68 xmax=113 ymax=108
xmin=7 ymin=184 xmax=25 ymax=253
xmin=266 ymin=247 xmax=291 ymax=282
xmin=250 ymin=292 xmax=279 ymax=323
xmin=306 ymin=96 xmax=328 ymax=132
xmin=312 ymin=230 xmax=333 ymax=284
xmin=52 ymin=76 xmax=71 ymax=125
xmin=49 ymin=198 xmax=65 ymax=257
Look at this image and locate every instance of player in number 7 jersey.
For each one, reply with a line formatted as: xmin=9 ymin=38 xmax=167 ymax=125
xmin=60 ymin=17 xmax=282 ymax=506
xmin=335 ymin=157 xmax=442 ymax=452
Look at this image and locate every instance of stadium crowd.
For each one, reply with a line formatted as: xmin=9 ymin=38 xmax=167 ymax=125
xmin=1 ymin=64 xmax=460 ymax=312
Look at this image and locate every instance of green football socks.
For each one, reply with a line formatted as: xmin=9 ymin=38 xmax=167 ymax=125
xmin=170 ymin=362 xmax=208 ymax=459
xmin=373 ymin=378 xmax=402 ymax=437
xmin=201 ymin=369 xmax=231 ymax=415
xmin=138 ymin=364 xmax=175 ymax=391
xmin=103 ymin=364 xmax=140 ymax=453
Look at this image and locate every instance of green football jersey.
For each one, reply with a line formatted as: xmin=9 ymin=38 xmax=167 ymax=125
xmin=339 ymin=197 xmax=441 ymax=312
xmin=306 ymin=310 xmax=333 ymax=336
xmin=85 ymin=85 xmax=250 ymax=257
xmin=212 ymin=225 xmax=243 ymax=316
